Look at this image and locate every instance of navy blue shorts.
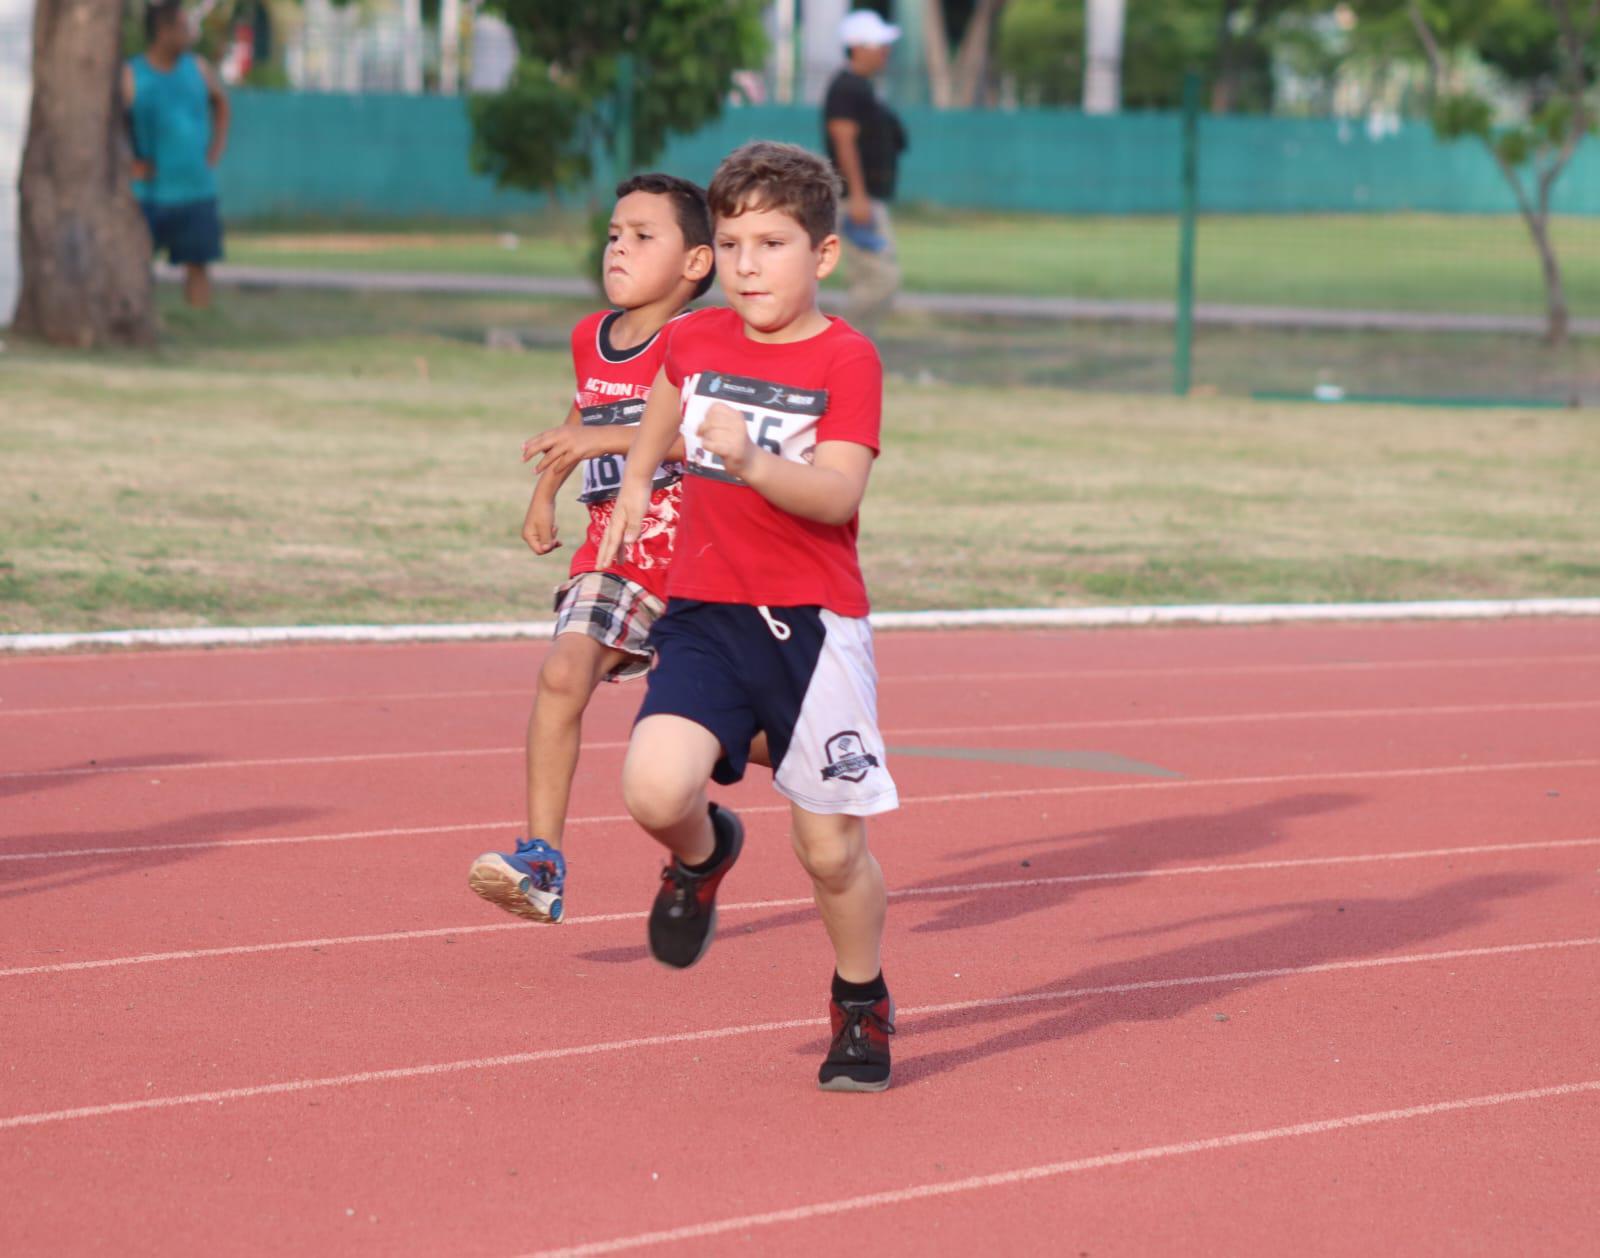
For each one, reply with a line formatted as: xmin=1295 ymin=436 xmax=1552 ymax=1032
xmin=636 ymin=599 xmax=898 ymax=816
xmin=141 ymin=198 xmax=224 ymax=266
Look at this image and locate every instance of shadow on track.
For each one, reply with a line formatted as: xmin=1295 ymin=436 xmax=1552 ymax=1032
xmin=574 ymin=792 xmax=1360 ymax=966
xmin=0 ymin=804 xmax=328 ymax=906
xmin=869 ymin=871 xmax=1561 ymax=1087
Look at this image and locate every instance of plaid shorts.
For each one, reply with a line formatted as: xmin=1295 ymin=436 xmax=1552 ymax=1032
xmin=552 ymin=571 xmax=666 ymax=682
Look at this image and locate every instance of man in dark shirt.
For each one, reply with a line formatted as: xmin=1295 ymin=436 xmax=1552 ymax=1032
xmin=823 ymin=9 xmax=908 ymax=333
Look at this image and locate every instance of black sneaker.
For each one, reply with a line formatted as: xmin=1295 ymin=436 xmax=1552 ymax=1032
xmin=818 ymin=994 xmax=896 ymax=1092
xmin=647 ymin=803 xmax=744 ymax=969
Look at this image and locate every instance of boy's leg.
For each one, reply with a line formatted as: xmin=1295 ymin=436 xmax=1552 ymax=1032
xmin=625 ymin=714 xmax=749 ymax=968
xmin=792 ymin=805 xmax=895 ymax=1092
xmin=789 ymin=807 xmax=885 ymax=982
xmin=469 ymin=633 xmax=627 ymax=923
xmin=471 ymin=573 xmax=658 ymax=923
xmin=622 ymin=714 xmax=723 ymax=864
xmin=526 ymin=632 xmax=631 ymax=843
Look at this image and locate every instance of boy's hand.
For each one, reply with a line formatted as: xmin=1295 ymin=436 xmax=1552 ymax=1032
xmin=523 ymin=425 xmax=604 ymax=477
xmin=699 ymin=402 xmax=757 ymax=478
xmin=596 ymin=482 xmax=649 ymax=570
xmin=130 ymin=159 xmax=153 ymax=182
xmin=521 ymin=491 xmax=561 ymax=555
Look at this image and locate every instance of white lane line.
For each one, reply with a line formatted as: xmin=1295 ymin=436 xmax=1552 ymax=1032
xmin=527 ymin=1077 xmax=1600 ymax=1257
xmin=5 ymin=756 xmax=1597 ymax=864
xmin=5 ymin=596 xmax=1600 ymax=654
xmin=2 ymin=936 xmax=1593 ymax=1132
xmin=7 ymin=697 xmax=1600 ymax=782
xmin=1 ymin=746 xmax=513 ymax=782
xmin=3 ymin=836 xmax=1595 ymax=979
xmin=0 ymin=688 xmax=515 ymax=718
xmin=4 ymin=653 xmax=1599 ymax=718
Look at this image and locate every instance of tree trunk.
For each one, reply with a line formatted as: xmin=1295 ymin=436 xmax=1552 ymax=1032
xmin=923 ymin=0 xmax=954 ymax=109
xmin=1531 ymin=218 xmax=1571 ymax=346
xmin=950 ymin=0 xmax=1005 ymax=109
xmin=13 ymin=0 xmax=156 ymax=347
xmin=1210 ymin=0 xmax=1241 ymax=113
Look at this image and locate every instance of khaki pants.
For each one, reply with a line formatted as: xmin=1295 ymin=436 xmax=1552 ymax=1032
xmin=841 ymin=200 xmax=900 ymax=333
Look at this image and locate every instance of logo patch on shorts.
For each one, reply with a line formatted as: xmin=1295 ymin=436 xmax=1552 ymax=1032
xmin=822 ymin=730 xmax=879 ymax=784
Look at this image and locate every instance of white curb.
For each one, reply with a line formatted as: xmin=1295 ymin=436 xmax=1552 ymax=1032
xmin=2 ymin=599 xmax=1597 ymax=654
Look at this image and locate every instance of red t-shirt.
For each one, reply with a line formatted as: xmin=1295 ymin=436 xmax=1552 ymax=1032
xmin=567 ymin=309 xmax=685 ymax=600
xmin=663 ymin=307 xmax=882 ymax=617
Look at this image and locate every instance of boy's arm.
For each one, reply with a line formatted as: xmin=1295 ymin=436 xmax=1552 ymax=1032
xmin=519 ymin=403 xmax=581 ymax=555
xmin=698 ymin=402 xmax=873 ymax=526
xmin=524 ymin=400 xmax=685 ymax=478
xmin=596 ymin=367 xmax=682 ymax=568
xmin=521 ymin=471 xmax=565 ymax=555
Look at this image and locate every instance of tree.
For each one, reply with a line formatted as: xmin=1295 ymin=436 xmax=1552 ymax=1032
xmin=468 ymin=1 xmax=767 ymax=198
xmin=996 ymin=0 xmax=1277 ymax=111
xmin=14 ymin=0 xmax=156 ymax=347
xmin=925 ymin=0 xmax=1012 ymax=108
xmin=1405 ymin=0 xmax=1599 ymax=344
xmin=1209 ymin=0 xmax=1300 ymax=112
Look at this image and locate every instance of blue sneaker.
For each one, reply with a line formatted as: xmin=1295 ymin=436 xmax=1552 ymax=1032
xmin=468 ymin=838 xmax=566 ymax=923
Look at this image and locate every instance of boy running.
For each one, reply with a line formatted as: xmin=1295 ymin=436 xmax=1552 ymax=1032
xmin=598 ymin=142 xmax=900 ymax=1092
xmin=467 ymin=174 xmax=714 ymax=924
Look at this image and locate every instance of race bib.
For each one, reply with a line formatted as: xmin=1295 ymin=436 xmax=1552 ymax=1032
xmin=576 ymin=397 xmax=680 ymax=504
xmin=679 ymin=372 xmax=829 ymax=485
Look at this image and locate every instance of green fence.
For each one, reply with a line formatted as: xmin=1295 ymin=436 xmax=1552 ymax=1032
xmin=222 ymin=90 xmax=1600 ymax=221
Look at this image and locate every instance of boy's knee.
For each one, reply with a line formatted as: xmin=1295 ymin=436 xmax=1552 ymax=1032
xmin=622 ymin=758 xmax=699 ymax=832
xmin=539 ymin=642 xmax=597 ymax=703
xmin=793 ymin=823 xmax=865 ymax=890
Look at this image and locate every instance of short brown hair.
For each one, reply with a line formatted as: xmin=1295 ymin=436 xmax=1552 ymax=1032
xmin=615 ymin=172 xmax=714 ymax=298
xmin=707 ymin=141 xmax=841 ymax=247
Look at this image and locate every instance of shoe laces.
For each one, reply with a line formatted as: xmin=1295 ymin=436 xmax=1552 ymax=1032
xmin=515 ymin=838 xmax=564 ymax=891
xmin=659 ymin=860 xmax=698 ymax=910
xmin=834 ymin=1001 xmax=895 ymax=1057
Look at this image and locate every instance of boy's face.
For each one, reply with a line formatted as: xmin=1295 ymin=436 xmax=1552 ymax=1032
xmin=714 ymin=202 xmax=839 ymax=341
xmin=603 ymin=191 xmax=705 ymax=309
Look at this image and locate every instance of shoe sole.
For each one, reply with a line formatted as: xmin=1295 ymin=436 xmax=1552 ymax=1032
xmin=817 ymin=1071 xmax=891 ymax=1093
xmin=468 ymin=856 xmax=563 ymax=924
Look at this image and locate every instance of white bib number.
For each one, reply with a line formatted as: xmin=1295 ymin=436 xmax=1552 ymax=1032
xmin=679 ymin=371 xmax=828 ymax=484
xmin=576 ymin=397 xmax=678 ymax=504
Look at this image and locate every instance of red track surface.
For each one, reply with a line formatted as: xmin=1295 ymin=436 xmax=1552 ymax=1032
xmin=2 ymin=619 xmax=1597 ymax=1256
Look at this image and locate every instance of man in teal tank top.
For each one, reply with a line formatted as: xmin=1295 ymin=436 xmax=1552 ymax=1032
xmin=122 ymin=1 xmax=231 ymax=308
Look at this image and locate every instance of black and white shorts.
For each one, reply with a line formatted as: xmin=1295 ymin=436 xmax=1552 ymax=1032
xmin=636 ymin=600 xmax=899 ymax=817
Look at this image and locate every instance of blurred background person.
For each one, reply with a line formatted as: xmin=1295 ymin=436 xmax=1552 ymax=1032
xmin=124 ymin=0 xmax=230 ymax=309
xmin=823 ymin=7 xmax=907 ymax=334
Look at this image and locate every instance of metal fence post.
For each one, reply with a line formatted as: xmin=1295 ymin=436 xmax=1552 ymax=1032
xmin=1174 ymin=70 xmax=1200 ymax=397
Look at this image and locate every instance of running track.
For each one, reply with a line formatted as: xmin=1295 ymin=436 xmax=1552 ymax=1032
xmin=2 ymin=618 xmax=1597 ymax=1255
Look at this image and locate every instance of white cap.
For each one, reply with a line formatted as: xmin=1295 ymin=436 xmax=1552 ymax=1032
xmin=840 ymin=9 xmax=901 ymax=49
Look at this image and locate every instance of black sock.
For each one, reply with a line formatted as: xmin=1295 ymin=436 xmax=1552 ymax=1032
xmin=680 ymin=805 xmax=729 ymax=874
xmin=832 ymin=971 xmax=888 ymax=1004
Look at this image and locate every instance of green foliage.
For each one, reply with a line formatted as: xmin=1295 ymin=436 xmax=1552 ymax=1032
xmin=1430 ymin=90 xmax=1494 ymax=139
xmin=1492 ymin=124 xmax=1534 ymax=166
xmin=995 ymin=0 xmax=1286 ymax=112
xmin=468 ymin=62 xmax=595 ymax=194
xmin=470 ymin=0 xmax=767 ymax=197
xmin=995 ymin=0 xmax=1083 ymax=106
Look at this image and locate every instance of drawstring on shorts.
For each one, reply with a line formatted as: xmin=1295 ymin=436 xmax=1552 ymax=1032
xmin=757 ymin=606 xmax=792 ymax=641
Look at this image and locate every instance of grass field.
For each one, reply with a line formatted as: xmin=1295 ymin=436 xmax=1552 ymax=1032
xmin=227 ymin=209 xmax=1600 ymax=318
xmin=3 ymin=287 xmax=1596 ymax=634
